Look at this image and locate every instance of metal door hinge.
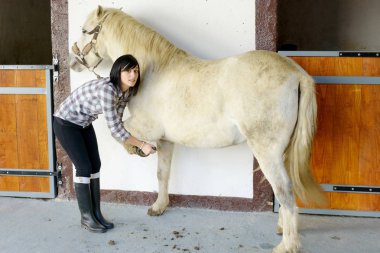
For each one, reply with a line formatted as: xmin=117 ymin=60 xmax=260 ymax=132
xmin=0 ymin=165 xmax=62 ymax=186
xmin=339 ymin=52 xmax=380 ymax=57
xmin=56 ymin=163 xmax=63 ymax=185
xmin=333 ymin=185 xmax=380 ymax=193
xmin=53 ymin=54 xmax=59 ymax=82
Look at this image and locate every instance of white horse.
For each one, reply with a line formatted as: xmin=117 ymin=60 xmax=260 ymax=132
xmin=70 ymin=6 xmax=325 ymax=253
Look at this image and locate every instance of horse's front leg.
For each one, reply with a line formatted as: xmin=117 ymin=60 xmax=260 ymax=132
xmin=147 ymin=139 xmax=174 ymax=216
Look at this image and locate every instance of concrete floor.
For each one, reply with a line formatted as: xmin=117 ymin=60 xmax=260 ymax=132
xmin=0 ymin=197 xmax=379 ymax=253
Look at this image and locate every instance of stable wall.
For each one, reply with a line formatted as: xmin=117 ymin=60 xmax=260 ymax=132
xmin=68 ymin=0 xmax=256 ymax=198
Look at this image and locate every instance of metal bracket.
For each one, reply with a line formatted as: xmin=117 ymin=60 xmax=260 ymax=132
xmin=53 ymin=54 xmax=59 ymax=82
xmin=339 ymin=52 xmax=380 ymax=57
xmin=0 ymin=164 xmax=62 ymax=186
xmin=0 ymin=170 xmax=56 ymax=176
xmin=333 ymin=185 xmax=380 ymax=193
xmin=56 ymin=163 xmax=63 ymax=186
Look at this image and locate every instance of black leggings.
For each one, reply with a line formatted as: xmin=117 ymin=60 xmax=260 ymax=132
xmin=53 ymin=117 xmax=101 ymax=177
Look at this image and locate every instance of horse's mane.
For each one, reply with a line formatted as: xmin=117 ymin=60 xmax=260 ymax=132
xmin=102 ymin=8 xmax=187 ymax=67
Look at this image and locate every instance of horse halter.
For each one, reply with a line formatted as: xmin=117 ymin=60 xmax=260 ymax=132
xmin=72 ymin=16 xmax=108 ymax=79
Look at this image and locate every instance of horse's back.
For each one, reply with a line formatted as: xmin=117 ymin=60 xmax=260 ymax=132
xmin=226 ymin=50 xmax=305 ymax=84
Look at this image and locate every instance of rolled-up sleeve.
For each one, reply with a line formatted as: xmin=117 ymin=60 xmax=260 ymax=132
xmin=99 ymin=84 xmax=130 ymax=142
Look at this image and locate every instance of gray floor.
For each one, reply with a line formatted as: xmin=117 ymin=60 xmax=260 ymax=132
xmin=0 ymin=197 xmax=379 ymax=253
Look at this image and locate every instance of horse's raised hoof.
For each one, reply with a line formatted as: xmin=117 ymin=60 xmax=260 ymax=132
xmin=147 ymin=207 xmax=165 ymax=216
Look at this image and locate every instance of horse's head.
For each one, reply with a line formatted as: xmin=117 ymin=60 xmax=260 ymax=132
xmin=70 ymin=6 xmax=110 ymax=74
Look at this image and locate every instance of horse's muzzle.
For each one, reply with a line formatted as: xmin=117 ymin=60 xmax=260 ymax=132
xmin=69 ymin=53 xmax=86 ymax=72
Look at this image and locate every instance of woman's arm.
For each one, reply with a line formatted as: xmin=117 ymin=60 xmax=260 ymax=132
xmin=100 ymin=84 xmax=155 ymax=155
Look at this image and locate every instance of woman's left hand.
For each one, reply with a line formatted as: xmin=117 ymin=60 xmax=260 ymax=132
xmin=140 ymin=142 xmax=156 ymax=156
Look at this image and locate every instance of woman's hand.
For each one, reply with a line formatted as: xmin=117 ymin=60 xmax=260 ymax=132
xmin=123 ymin=136 xmax=156 ymax=157
xmin=140 ymin=142 xmax=156 ymax=156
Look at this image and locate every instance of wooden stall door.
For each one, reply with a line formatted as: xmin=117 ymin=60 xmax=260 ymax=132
xmin=0 ymin=67 xmax=56 ymax=198
xmin=291 ymin=56 xmax=380 ymax=214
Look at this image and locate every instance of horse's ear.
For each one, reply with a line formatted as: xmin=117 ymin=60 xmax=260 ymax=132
xmin=97 ymin=5 xmax=104 ymax=17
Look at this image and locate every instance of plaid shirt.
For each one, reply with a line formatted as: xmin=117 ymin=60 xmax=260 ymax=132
xmin=54 ymin=77 xmax=131 ymax=142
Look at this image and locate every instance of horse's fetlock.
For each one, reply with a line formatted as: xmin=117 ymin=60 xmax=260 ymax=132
xmin=273 ymin=241 xmax=300 ymax=253
xmin=276 ymin=225 xmax=283 ymax=235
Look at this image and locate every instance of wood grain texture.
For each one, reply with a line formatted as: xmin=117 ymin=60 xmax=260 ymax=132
xmin=0 ymin=70 xmax=50 ymax=193
xmin=292 ymin=57 xmax=380 ymax=211
xmin=291 ymin=57 xmax=380 ymax=212
xmin=363 ymin=58 xmax=380 ymax=76
xmin=291 ymin=57 xmax=363 ymax=76
xmin=0 ymin=95 xmax=18 ymax=168
xmin=0 ymin=70 xmax=16 ymax=86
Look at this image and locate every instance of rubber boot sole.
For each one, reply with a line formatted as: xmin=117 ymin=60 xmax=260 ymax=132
xmin=81 ymin=223 xmax=107 ymax=233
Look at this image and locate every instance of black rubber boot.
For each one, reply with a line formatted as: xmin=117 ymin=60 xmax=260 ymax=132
xmin=74 ymin=183 xmax=107 ymax=233
xmin=90 ymin=178 xmax=114 ymax=229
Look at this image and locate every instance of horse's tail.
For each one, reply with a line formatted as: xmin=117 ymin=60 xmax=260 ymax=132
xmin=284 ymin=74 xmax=326 ymax=206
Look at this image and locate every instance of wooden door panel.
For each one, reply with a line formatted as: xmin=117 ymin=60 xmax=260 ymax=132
xmin=0 ymin=69 xmax=46 ymax=87
xmin=16 ymin=70 xmax=37 ymax=87
xmin=0 ymin=176 xmax=19 ymax=191
xmin=14 ymin=94 xmax=49 ymax=170
xmin=363 ymin=58 xmax=380 ymax=76
xmin=330 ymin=193 xmax=380 ymax=211
xmin=35 ymin=70 xmax=46 ymax=88
xmin=0 ymin=95 xmax=17 ymax=135
xmin=0 ymin=175 xmax=50 ymax=193
xmin=0 ymin=70 xmax=16 ymax=86
xmin=0 ymin=95 xmax=18 ymax=168
xmin=290 ymin=57 xmax=380 ymax=213
xmin=0 ymin=134 xmax=18 ymax=168
xmin=291 ymin=57 xmax=363 ymax=76
xmin=310 ymin=85 xmax=334 ymax=184
xmin=311 ymin=84 xmax=362 ymax=185
xmin=16 ymin=94 xmax=41 ymax=169
xmin=0 ymin=68 xmax=53 ymax=196
xmin=358 ymin=86 xmax=380 ymax=186
xmin=38 ymin=95 xmax=49 ymax=169
xmin=19 ymin=176 xmax=50 ymax=192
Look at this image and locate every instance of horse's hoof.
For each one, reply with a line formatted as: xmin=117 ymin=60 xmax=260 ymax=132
xmin=276 ymin=225 xmax=283 ymax=235
xmin=272 ymin=242 xmax=300 ymax=253
xmin=147 ymin=207 xmax=165 ymax=216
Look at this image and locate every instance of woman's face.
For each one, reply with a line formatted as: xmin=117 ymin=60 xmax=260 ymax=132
xmin=120 ymin=65 xmax=139 ymax=92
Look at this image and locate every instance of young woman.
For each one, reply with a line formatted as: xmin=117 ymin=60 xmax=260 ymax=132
xmin=53 ymin=54 xmax=156 ymax=233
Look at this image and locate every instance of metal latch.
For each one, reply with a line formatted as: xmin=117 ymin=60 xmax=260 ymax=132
xmin=53 ymin=54 xmax=59 ymax=82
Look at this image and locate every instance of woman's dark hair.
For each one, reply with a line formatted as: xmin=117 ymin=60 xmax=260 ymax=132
xmin=110 ymin=54 xmax=141 ymax=97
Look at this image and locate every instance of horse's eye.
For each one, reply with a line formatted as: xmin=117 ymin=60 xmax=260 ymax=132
xmin=82 ymin=29 xmax=87 ymax=34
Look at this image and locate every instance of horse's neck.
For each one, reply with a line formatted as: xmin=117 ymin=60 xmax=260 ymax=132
xmin=104 ymin=17 xmax=189 ymax=74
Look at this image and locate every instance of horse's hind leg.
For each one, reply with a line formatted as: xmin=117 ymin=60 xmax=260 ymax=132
xmin=247 ymin=140 xmax=299 ymax=253
xmin=147 ymin=140 xmax=174 ymax=216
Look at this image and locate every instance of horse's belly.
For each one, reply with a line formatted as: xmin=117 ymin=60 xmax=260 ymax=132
xmin=165 ymin=120 xmax=246 ymax=148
